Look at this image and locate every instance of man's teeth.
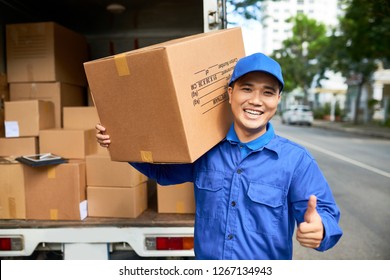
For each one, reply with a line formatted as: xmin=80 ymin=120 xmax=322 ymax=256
xmin=245 ymin=109 xmax=262 ymax=115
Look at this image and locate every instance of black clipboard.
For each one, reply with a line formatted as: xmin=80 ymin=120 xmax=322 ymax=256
xmin=16 ymin=153 xmax=68 ymax=167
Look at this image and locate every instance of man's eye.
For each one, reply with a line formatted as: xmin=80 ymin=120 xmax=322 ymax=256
xmin=264 ymin=91 xmax=276 ymax=96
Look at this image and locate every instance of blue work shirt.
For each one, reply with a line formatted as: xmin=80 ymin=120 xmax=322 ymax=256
xmin=130 ymin=122 xmax=342 ymax=259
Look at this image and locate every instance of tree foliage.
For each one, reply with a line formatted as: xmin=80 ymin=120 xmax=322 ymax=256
xmin=321 ymin=0 xmax=390 ymax=123
xmin=270 ymin=14 xmax=328 ymax=99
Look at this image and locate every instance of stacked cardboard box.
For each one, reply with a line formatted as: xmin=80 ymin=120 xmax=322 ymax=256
xmin=0 ymin=22 xmax=91 ymax=220
xmin=157 ymin=182 xmax=195 ymax=214
xmin=24 ymin=160 xmax=87 ymax=220
xmin=6 ymin=21 xmax=88 ymax=86
xmin=86 ymin=154 xmax=148 ymax=218
xmin=0 ymin=157 xmax=26 ymax=219
xmin=6 ymin=21 xmax=89 ymax=129
xmin=2 ymin=100 xmax=53 ymax=157
xmin=63 ymin=106 xmax=148 ymax=218
xmin=10 ymin=82 xmax=86 ymax=128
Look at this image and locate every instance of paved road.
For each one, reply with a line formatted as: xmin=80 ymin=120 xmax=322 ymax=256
xmin=272 ymin=118 xmax=390 ymax=260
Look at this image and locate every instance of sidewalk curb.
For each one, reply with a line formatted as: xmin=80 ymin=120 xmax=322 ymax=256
xmin=312 ymin=121 xmax=390 ymax=140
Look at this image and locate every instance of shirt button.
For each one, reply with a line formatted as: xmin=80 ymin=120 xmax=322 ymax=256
xmin=228 ymin=234 xmax=234 ymax=240
xmin=237 ymin=169 xmax=242 ymax=174
xmin=231 ymin=201 xmax=236 ymax=207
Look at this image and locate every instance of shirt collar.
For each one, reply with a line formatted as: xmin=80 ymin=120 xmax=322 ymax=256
xmin=226 ymin=122 xmax=276 ymax=151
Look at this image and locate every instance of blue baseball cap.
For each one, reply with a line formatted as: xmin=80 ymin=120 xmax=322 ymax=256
xmin=229 ymin=53 xmax=284 ymax=92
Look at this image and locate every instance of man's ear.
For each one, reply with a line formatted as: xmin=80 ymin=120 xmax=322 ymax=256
xmin=227 ymin=86 xmax=233 ymax=104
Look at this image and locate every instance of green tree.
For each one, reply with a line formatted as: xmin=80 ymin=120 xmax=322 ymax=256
xmin=270 ymin=14 xmax=329 ymax=103
xmin=321 ymin=0 xmax=390 ymax=124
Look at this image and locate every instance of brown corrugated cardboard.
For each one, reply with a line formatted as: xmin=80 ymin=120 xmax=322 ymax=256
xmin=6 ymin=22 xmax=88 ymax=86
xmin=63 ymin=106 xmax=99 ymax=130
xmin=84 ymin=27 xmax=245 ymax=163
xmin=39 ymin=128 xmax=97 ymax=159
xmin=24 ymin=160 xmax=87 ymax=220
xmin=0 ymin=137 xmax=38 ymax=157
xmin=4 ymin=100 xmax=55 ymax=137
xmin=0 ymin=73 xmax=9 ymax=102
xmin=86 ymin=153 xmax=147 ymax=187
xmin=87 ymin=183 xmax=147 ymax=218
xmin=63 ymin=106 xmax=108 ymax=155
xmin=0 ymin=157 xmax=26 ymax=219
xmin=157 ymin=182 xmax=195 ymax=214
xmin=10 ymin=82 xmax=86 ymax=128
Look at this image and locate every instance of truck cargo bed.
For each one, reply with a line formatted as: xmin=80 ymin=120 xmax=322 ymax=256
xmin=0 ymin=210 xmax=195 ymax=228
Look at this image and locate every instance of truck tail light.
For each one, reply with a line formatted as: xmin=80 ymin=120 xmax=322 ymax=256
xmin=145 ymin=236 xmax=194 ymax=250
xmin=0 ymin=236 xmax=24 ymax=251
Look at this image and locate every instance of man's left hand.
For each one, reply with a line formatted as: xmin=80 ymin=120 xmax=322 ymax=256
xmin=296 ymin=195 xmax=324 ymax=248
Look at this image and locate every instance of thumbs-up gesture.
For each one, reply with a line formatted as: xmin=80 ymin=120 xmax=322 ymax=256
xmin=296 ymin=195 xmax=324 ymax=248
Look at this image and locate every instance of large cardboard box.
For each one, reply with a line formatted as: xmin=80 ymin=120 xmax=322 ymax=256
xmin=10 ymin=82 xmax=86 ymax=128
xmin=6 ymin=22 xmax=88 ymax=86
xmin=24 ymin=160 xmax=87 ymax=220
xmin=0 ymin=137 xmax=38 ymax=157
xmin=86 ymin=154 xmax=147 ymax=187
xmin=39 ymin=128 xmax=97 ymax=159
xmin=0 ymin=157 xmax=26 ymax=219
xmin=84 ymin=27 xmax=245 ymax=163
xmin=157 ymin=182 xmax=195 ymax=214
xmin=4 ymin=100 xmax=55 ymax=137
xmin=87 ymin=183 xmax=147 ymax=218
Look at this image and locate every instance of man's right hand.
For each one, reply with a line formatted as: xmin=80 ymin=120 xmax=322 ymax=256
xmin=96 ymin=123 xmax=111 ymax=148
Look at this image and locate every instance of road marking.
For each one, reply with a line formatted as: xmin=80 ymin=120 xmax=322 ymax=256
xmin=280 ymin=133 xmax=390 ymax=179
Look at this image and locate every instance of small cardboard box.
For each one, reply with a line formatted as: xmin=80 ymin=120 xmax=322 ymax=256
xmin=10 ymin=82 xmax=86 ymax=128
xmin=63 ymin=106 xmax=108 ymax=155
xmin=63 ymin=106 xmax=99 ymax=130
xmin=157 ymin=182 xmax=195 ymax=214
xmin=4 ymin=100 xmax=55 ymax=137
xmin=87 ymin=183 xmax=147 ymax=218
xmin=0 ymin=137 xmax=38 ymax=157
xmin=6 ymin=22 xmax=88 ymax=86
xmin=86 ymin=153 xmax=147 ymax=187
xmin=84 ymin=27 xmax=245 ymax=163
xmin=24 ymin=160 xmax=87 ymax=220
xmin=39 ymin=128 xmax=97 ymax=159
xmin=0 ymin=157 xmax=26 ymax=219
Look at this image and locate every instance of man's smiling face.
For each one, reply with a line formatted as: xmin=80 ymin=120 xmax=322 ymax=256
xmin=228 ymin=71 xmax=281 ymax=143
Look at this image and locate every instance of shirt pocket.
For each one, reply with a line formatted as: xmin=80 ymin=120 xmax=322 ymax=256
xmin=195 ymin=171 xmax=224 ymax=219
xmin=245 ymin=182 xmax=284 ymax=235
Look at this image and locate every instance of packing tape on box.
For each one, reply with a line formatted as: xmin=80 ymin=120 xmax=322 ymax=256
xmin=47 ymin=166 xmax=56 ymax=178
xmin=8 ymin=197 xmax=16 ymax=219
xmin=176 ymin=201 xmax=185 ymax=213
xmin=114 ymin=53 xmax=130 ymax=76
xmin=140 ymin=151 xmax=153 ymax=163
xmin=50 ymin=209 xmax=58 ymax=220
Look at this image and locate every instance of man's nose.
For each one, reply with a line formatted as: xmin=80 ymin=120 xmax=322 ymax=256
xmin=248 ymin=92 xmax=263 ymax=105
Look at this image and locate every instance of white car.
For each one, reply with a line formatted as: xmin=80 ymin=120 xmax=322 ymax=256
xmin=281 ymin=105 xmax=313 ymax=126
